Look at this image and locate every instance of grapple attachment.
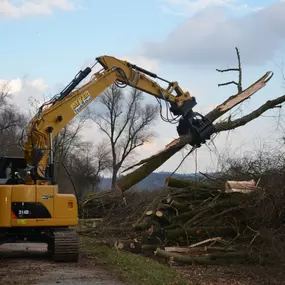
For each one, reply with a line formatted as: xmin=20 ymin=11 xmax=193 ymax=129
xmin=169 ymin=99 xmax=215 ymax=147
xmin=177 ymin=110 xmax=215 ymax=147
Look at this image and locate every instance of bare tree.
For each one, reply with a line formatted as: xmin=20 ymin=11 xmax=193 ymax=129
xmin=53 ymin=117 xmax=110 ymax=196
xmin=66 ymin=141 xmax=111 ymax=195
xmin=53 ymin=116 xmax=87 ymax=178
xmin=89 ymin=84 xmax=159 ymax=188
xmin=0 ymin=83 xmax=27 ymax=157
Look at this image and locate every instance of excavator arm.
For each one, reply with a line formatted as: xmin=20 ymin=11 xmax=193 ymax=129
xmin=21 ymin=55 xmax=215 ymax=184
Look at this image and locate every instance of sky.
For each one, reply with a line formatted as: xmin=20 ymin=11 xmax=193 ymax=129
xmin=1 ymin=0 xmax=285 ymax=176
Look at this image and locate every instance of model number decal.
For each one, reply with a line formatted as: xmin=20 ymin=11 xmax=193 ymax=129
xmin=42 ymin=195 xmax=54 ymax=200
xmin=19 ymin=210 xmax=30 ymax=215
xmin=70 ymin=91 xmax=91 ymax=114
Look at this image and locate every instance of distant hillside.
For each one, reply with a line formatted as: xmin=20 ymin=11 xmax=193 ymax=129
xmin=98 ymin=171 xmax=204 ymax=190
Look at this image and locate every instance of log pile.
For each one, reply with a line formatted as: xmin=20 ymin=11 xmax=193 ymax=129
xmin=80 ymin=177 xmax=266 ymax=265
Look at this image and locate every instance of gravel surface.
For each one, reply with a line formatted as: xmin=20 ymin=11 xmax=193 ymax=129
xmin=0 ymin=243 xmax=124 ymax=285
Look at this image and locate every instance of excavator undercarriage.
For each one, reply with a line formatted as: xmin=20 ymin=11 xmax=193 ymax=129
xmin=0 ymin=227 xmax=79 ymax=262
xmin=49 ymin=228 xmax=79 ymax=262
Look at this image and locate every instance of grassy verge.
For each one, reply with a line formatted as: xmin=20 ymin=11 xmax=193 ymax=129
xmin=80 ymin=236 xmax=187 ymax=285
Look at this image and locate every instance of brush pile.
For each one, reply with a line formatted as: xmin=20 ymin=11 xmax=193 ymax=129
xmin=79 ymin=176 xmax=285 ymax=265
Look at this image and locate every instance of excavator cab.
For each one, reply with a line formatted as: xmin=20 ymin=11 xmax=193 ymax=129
xmin=0 ymin=156 xmax=27 ymax=185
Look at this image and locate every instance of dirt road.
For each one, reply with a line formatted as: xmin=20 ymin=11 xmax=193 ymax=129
xmin=0 ymin=243 xmax=124 ymax=285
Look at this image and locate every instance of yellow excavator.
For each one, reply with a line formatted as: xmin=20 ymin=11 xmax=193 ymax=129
xmin=0 ymin=56 xmax=215 ymax=262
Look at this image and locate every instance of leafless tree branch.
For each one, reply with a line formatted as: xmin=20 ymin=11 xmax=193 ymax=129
xmin=216 ymin=47 xmax=243 ymax=93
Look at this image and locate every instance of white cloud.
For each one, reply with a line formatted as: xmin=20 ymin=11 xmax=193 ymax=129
xmin=142 ymin=1 xmax=285 ymax=66
xmin=159 ymin=0 xmax=248 ymax=16
xmin=0 ymin=77 xmax=49 ymax=114
xmin=0 ymin=0 xmax=76 ymax=19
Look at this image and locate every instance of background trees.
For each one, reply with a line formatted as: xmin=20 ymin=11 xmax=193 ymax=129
xmin=0 ymin=84 xmax=27 ymax=157
xmin=52 ymin=117 xmax=110 ymax=198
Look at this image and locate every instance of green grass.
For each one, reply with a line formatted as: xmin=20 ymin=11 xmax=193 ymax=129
xmin=80 ymin=236 xmax=187 ymax=285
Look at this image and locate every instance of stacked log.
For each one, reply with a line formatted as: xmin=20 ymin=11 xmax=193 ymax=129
xmin=80 ymin=177 xmax=264 ymax=265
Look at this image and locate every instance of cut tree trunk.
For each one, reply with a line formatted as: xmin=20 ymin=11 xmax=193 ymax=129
xmin=155 ymin=248 xmax=249 ymax=265
xmin=165 ymin=177 xmax=221 ymax=190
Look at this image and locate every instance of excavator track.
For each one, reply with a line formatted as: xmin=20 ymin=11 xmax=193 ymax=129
xmin=51 ymin=228 xmax=79 ymax=262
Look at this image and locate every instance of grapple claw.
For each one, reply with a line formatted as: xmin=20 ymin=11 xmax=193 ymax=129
xmin=177 ymin=111 xmax=215 ymax=147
